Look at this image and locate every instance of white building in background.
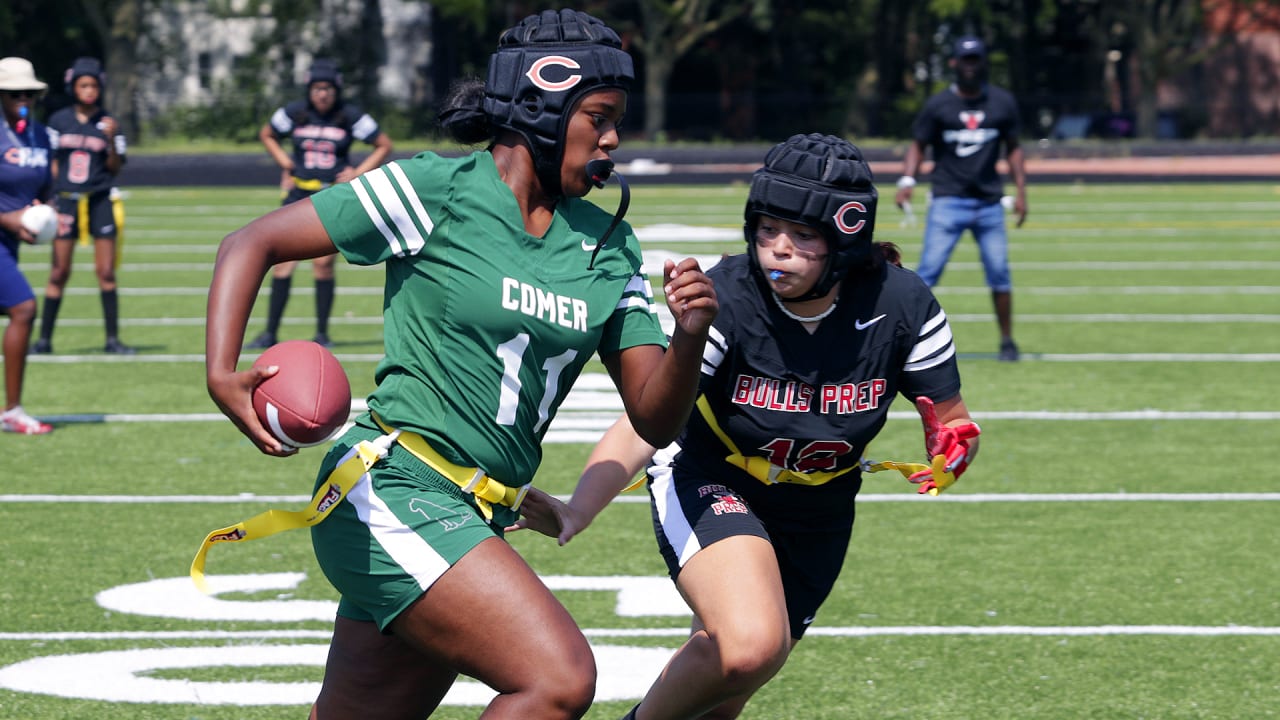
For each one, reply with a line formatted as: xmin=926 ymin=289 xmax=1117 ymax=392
xmin=136 ymin=0 xmax=433 ymax=121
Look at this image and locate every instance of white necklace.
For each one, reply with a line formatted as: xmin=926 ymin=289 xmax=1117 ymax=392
xmin=771 ymin=292 xmax=837 ymax=323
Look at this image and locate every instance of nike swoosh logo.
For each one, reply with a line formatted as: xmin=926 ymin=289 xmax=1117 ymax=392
xmin=855 ymin=314 xmax=886 ymax=331
xmin=956 ymin=142 xmax=983 ymax=157
xmin=581 ymin=240 xmax=598 ymax=252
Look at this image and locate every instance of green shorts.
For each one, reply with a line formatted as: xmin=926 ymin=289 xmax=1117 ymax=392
xmin=310 ymin=421 xmax=503 ymax=631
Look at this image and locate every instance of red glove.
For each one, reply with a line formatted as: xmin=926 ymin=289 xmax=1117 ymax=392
xmin=908 ymin=396 xmax=981 ymax=495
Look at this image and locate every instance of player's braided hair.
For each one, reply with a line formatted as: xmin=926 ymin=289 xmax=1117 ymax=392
xmin=481 ymin=9 xmax=633 ymax=197
xmin=745 ymin=133 xmax=880 ymax=300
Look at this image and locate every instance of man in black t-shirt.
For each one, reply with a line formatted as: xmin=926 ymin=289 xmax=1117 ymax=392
xmin=895 ymin=36 xmax=1028 ymax=361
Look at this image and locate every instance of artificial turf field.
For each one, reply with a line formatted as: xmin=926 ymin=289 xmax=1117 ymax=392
xmin=1 ymin=180 xmax=1277 ymax=719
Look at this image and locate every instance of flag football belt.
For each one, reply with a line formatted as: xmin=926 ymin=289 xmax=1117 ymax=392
xmin=59 ymin=190 xmax=126 ymax=265
xmin=292 ymin=176 xmax=330 ymax=191
xmin=695 ymin=395 xmax=944 ymax=493
xmin=189 ymin=430 xmax=399 ymax=593
xmin=371 ymin=412 xmax=531 ymax=523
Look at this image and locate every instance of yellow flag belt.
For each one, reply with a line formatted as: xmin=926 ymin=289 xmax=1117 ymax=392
xmin=189 ymin=431 xmax=399 ymax=593
xmin=694 ymin=395 xmax=955 ymax=496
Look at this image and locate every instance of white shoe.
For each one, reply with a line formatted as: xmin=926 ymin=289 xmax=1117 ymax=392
xmin=1 ymin=407 xmax=53 ymax=435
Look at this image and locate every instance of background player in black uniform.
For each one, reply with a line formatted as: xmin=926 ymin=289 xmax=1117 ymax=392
xmin=516 ymin=134 xmax=981 ymax=720
xmin=894 ymin=36 xmax=1028 ymax=362
xmin=34 ymin=57 xmax=133 ymax=355
xmin=247 ymin=58 xmax=393 ymax=349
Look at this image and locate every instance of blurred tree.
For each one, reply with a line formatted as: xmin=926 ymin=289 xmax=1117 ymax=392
xmin=1102 ymin=0 xmax=1280 ymax=137
xmin=626 ymin=0 xmax=770 ymax=139
xmin=89 ymin=0 xmax=145 ymax=143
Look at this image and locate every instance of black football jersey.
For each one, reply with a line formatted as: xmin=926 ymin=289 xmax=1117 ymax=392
xmin=911 ymin=84 xmax=1020 ymax=201
xmin=47 ymin=107 xmax=126 ymax=194
xmin=652 ymin=253 xmax=962 ymax=525
xmin=268 ymin=100 xmax=381 ymax=184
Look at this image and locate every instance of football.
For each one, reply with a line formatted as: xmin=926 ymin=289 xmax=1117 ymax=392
xmin=251 ymin=340 xmax=352 ymax=447
xmin=21 ymin=204 xmax=58 ymax=244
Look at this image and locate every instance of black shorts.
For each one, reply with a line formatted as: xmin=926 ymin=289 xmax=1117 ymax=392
xmin=55 ymin=189 xmax=118 ymax=240
xmin=648 ymin=461 xmax=856 ymax=639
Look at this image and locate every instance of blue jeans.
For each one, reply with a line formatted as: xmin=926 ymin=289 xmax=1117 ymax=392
xmin=916 ymin=195 xmax=1011 ymax=291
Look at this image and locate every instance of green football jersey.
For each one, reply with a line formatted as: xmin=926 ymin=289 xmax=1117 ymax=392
xmin=312 ymin=150 xmax=666 ymax=486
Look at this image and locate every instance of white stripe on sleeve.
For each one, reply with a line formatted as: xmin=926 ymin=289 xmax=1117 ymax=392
xmin=365 ymin=167 xmax=427 ymax=256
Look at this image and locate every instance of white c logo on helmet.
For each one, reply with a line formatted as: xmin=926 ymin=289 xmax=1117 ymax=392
xmin=833 ymin=201 xmax=867 ymax=234
xmin=526 ymin=56 xmax=583 ymax=92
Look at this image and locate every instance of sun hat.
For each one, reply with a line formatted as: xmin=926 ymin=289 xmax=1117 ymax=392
xmin=0 ymin=57 xmax=48 ymax=92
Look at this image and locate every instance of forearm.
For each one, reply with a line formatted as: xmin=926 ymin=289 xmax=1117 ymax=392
xmin=933 ymin=394 xmax=979 ymax=460
xmin=567 ymin=415 xmax=656 ymax=528
xmin=206 ymin=232 xmax=272 ymax=377
xmin=626 ymin=326 xmax=708 ymax=447
xmin=352 ymin=135 xmax=393 ymax=176
xmin=900 ymin=141 xmax=923 ymax=180
xmin=1007 ymin=146 xmax=1027 ymax=193
xmin=104 ymin=148 xmax=123 ymax=175
xmin=260 ymin=129 xmax=293 ymax=171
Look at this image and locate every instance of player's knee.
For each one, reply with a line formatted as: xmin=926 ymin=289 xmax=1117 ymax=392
xmin=8 ymin=299 xmax=36 ymax=325
xmin=712 ymin=624 xmax=790 ymax=693
xmin=534 ymin=649 xmax=596 ymax=718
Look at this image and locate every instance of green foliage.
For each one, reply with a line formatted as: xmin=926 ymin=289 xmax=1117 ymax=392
xmin=144 ymin=82 xmax=274 ymax=143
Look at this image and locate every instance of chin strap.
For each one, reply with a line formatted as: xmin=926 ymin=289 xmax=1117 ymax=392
xmin=586 ymin=159 xmax=630 ymax=270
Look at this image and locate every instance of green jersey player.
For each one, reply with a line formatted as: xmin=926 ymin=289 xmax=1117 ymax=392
xmin=204 ymin=10 xmax=717 ymax=719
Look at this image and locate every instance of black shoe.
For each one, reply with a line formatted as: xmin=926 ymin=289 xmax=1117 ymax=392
xmin=104 ymin=337 xmax=137 ymax=355
xmin=998 ymin=339 xmax=1020 ymax=362
xmin=246 ymin=331 xmax=277 ymax=350
xmin=312 ymin=332 xmax=332 ymax=348
xmin=31 ymin=338 xmax=52 ymax=354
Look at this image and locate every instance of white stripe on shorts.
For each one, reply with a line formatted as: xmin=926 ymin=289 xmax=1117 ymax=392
xmin=649 ymin=449 xmax=702 ymax=568
xmin=348 ymin=472 xmax=450 ymax=592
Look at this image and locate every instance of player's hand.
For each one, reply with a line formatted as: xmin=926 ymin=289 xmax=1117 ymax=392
xmin=663 ymin=258 xmax=718 ymax=337
xmin=506 ymin=488 xmax=587 ymax=545
xmin=894 ymin=186 xmax=914 ymax=209
xmin=207 ymin=364 xmax=297 ymax=457
xmin=1014 ymin=192 xmax=1028 ymax=228
xmin=335 ymin=166 xmax=359 ymax=184
xmin=97 ymin=116 xmax=118 ymax=138
xmin=907 ymin=396 xmax=980 ymax=495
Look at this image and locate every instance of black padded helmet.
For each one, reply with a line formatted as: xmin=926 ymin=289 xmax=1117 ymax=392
xmin=64 ymin=57 xmax=105 ymax=95
xmin=305 ymin=58 xmax=343 ymax=98
xmin=744 ymin=133 xmax=878 ymax=300
xmin=483 ymin=9 xmax=634 ymax=196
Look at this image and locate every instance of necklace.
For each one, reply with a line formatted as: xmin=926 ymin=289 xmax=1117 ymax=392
xmin=771 ymin=292 xmax=837 ymax=323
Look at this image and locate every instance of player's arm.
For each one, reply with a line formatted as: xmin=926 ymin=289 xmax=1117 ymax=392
xmin=206 ymin=200 xmax=338 ymax=456
xmin=510 ymin=413 xmax=656 ymax=544
xmin=100 ymin=115 xmax=124 ymax=175
xmin=931 ymin=394 xmax=979 ymax=461
xmin=605 ymin=257 xmax=717 ymax=448
xmin=1006 ymin=140 xmax=1028 ymax=227
xmin=895 ymin=139 xmax=926 ymax=209
xmin=907 ymin=393 xmax=981 ymax=494
xmin=259 ymin=122 xmax=295 ymax=175
xmin=348 ymin=131 xmax=393 ymax=179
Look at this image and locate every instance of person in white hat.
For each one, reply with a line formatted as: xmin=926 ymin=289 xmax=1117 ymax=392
xmin=0 ymin=57 xmax=55 ymax=434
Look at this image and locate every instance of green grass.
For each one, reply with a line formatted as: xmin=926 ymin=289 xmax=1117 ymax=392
xmin=1 ymin=181 xmax=1278 ymax=719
